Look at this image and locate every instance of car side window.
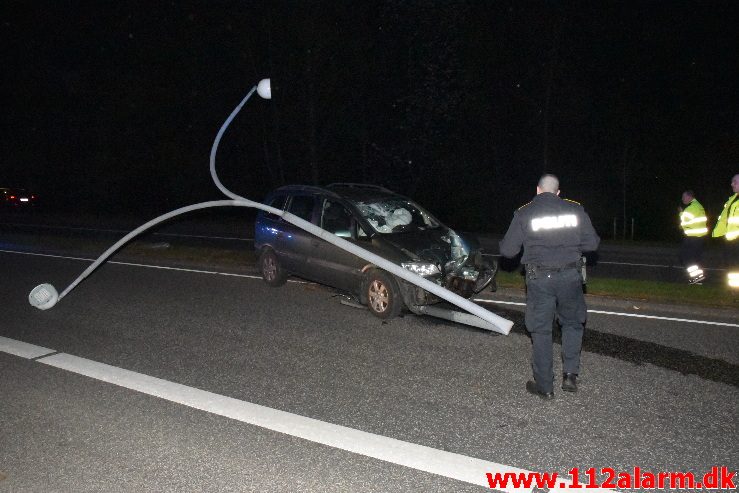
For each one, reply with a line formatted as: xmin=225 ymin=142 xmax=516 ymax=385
xmin=264 ymin=194 xmax=287 ymax=220
xmin=287 ymin=195 xmax=316 ymax=222
xmin=321 ymin=200 xmax=353 ymax=238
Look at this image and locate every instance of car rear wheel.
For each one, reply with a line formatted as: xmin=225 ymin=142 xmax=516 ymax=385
xmin=260 ymin=249 xmax=288 ymax=286
xmin=366 ymin=270 xmax=402 ymax=319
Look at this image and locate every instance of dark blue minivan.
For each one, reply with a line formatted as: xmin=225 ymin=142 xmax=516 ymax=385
xmin=254 ymin=183 xmax=496 ymax=319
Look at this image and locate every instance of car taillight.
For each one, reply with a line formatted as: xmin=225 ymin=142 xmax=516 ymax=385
xmin=9 ymin=195 xmax=15 ymax=200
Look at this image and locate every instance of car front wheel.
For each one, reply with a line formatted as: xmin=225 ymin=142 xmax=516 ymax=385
xmin=260 ymin=249 xmax=288 ymax=286
xmin=365 ymin=270 xmax=402 ymax=319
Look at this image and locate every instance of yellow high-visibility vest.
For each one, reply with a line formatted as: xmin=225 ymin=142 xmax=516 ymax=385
xmin=712 ymin=193 xmax=739 ymax=241
xmin=679 ymin=199 xmax=708 ymax=237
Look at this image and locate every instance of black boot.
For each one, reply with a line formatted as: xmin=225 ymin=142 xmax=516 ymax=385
xmin=562 ymin=373 xmax=578 ymax=392
xmin=526 ymin=380 xmax=554 ymax=400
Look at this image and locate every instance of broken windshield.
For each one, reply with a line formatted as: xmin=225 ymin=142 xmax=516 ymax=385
xmin=352 ymin=198 xmax=441 ymax=234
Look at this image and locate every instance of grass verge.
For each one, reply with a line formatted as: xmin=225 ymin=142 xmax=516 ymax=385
xmin=495 ymin=270 xmax=737 ymax=309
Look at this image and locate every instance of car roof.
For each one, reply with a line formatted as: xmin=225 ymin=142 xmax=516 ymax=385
xmin=271 ymin=183 xmax=403 ymax=203
xmin=327 ymin=184 xmax=402 ymax=202
xmin=271 ymin=184 xmax=335 ymax=196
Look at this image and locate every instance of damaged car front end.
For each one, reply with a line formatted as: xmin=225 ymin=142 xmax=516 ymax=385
xmin=254 ymin=183 xmax=497 ymax=319
xmin=336 ymin=189 xmax=496 ymax=314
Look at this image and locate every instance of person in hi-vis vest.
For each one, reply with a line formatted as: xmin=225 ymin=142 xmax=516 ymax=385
xmin=711 ymin=174 xmax=739 ymax=289
xmin=678 ymin=190 xmax=708 ymax=284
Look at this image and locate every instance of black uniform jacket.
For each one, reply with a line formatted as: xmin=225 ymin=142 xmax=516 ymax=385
xmin=499 ymin=192 xmax=600 ymax=267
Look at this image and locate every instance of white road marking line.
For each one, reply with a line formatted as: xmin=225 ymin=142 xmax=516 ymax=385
xmin=0 ymin=249 xmax=93 ymax=263
xmin=0 ymin=336 xmax=56 ymax=359
xmin=474 ymin=299 xmax=739 ymax=328
xmin=585 ymin=309 xmax=739 ymax=327
xmin=596 ymin=261 xmax=724 ymax=272
xmin=1 ymin=222 xmax=253 ymax=241
xmin=475 ymin=300 xmax=524 ymax=307
xmin=0 ymin=249 xmax=308 ymax=283
xmin=480 ymin=254 xmax=726 ymax=272
xmin=0 ymin=337 xmax=532 ymax=492
xmin=596 ymin=261 xmax=674 ymax=268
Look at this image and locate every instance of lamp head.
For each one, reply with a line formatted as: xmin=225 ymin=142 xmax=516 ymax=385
xmin=257 ymin=79 xmax=271 ymax=99
xmin=29 ymin=283 xmax=59 ymax=310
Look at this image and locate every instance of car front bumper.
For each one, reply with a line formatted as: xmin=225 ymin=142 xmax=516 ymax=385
xmin=398 ymin=258 xmax=497 ymax=311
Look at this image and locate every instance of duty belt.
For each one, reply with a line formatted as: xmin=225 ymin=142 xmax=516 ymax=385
xmin=528 ymin=261 xmax=579 ymax=272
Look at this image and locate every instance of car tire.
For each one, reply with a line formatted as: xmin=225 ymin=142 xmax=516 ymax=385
xmin=260 ymin=249 xmax=288 ymax=287
xmin=365 ymin=269 xmax=402 ymax=319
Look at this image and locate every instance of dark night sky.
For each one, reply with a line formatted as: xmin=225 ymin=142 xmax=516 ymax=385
xmin=2 ymin=1 xmax=738 ymax=240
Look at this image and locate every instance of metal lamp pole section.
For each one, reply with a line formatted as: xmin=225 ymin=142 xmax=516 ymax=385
xmin=29 ymin=81 xmax=513 ymax=335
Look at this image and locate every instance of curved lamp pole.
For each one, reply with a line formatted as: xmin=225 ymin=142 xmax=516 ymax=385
xmin=29 ymin=79 xmax=513 ymax=335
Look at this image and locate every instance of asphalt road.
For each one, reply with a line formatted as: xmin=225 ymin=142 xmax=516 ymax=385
xmin=1 ymin=249 xmax=737 ymax=492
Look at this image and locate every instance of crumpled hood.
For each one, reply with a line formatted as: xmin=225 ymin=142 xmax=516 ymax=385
xmin=381 ymin=227 xmax=477 ymax=265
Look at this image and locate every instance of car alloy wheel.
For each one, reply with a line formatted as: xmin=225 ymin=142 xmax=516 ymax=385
xmin=260 ymin=249 xmax=287 ymax=286
xmin=365 ymin=270 xmax=402 ymax=319
xmin=368 ymin=280 xmax=389 ymax=312
xmin=263 ymin=257 xmax=277 ymax=281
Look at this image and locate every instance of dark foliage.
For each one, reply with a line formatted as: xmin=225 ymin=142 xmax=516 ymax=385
xmin=2 ymin=1 xmax=738 ymax=238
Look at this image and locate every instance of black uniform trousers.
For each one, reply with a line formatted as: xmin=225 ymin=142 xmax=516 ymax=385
xmin=679 ymin=236 xmax=704 ymax=269
xmin=722 ymin=239 xmax=739 ymax=284
xmin=524 ymin=267 xmax=586 ymax=394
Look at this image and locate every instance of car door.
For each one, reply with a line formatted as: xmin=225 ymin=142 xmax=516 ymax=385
xmin=277 ymin=194 xmax=319 ymax=276
xmin=306 ymin=198 xmax=368 ymax=293
xmin=254 ymin=193 xmax=288 ymax=251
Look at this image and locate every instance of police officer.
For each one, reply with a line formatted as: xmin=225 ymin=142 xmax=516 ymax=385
xmin=499 ymin=174 xmax=600 ymax=399
xmin=678 ymin=190 xmax=708 ymax=284
xmin=711 ymin=173 xmax=739 ymax=289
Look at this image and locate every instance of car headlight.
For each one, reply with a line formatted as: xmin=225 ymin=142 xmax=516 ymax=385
xmin=458 ymin=267 xmax=479 ymax=281
xmin=401 ymin=261 xmax=441 ymax=276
